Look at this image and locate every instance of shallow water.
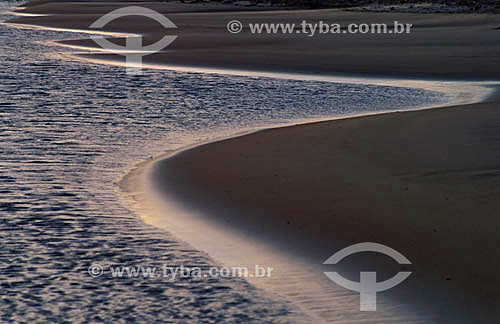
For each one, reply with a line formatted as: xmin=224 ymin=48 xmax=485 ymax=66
xmin=0 ymin=2 xmax=463 ymax=322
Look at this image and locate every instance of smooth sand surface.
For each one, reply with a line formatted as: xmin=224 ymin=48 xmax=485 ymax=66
xmin=7 ymin=2 xmax=500 ymax=79
xmin=155 ymin=99 xmax=500 ymax=322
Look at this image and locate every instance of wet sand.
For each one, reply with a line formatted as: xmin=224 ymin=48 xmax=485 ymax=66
xmin=8 ymin=1 xmax=500 ymax=79
xmin=155 ymin=98 xmax=500 ymax=322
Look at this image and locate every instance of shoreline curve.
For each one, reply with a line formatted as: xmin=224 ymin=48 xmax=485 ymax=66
xmin=120 ymin=78 xmax=499 ymax=323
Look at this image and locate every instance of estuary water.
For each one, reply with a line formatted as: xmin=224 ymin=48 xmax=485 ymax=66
xmin=0 ymin=2 xmax=480 ymax=322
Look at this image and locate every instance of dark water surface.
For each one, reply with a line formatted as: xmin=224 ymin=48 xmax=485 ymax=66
xmin=0 ymin=2 xmax=449 ymax=322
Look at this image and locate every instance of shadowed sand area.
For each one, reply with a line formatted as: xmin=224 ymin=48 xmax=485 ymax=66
xmin=154 ymin=98 xmax=500 ymax=322
xmin=7 ymin=1 xmax=500 ymax=79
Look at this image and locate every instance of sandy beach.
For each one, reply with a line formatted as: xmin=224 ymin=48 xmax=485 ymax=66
xmin=7 ymin=1 xmax=500 ymax=322
xmin=8 ymin=1 xmax=500 ymax=79
xmin=154 ymin=97 xmax=500 ymax=322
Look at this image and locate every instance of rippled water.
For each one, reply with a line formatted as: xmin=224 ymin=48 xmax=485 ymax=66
xmin=0 ymin=2 xmax=451 ymax=323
